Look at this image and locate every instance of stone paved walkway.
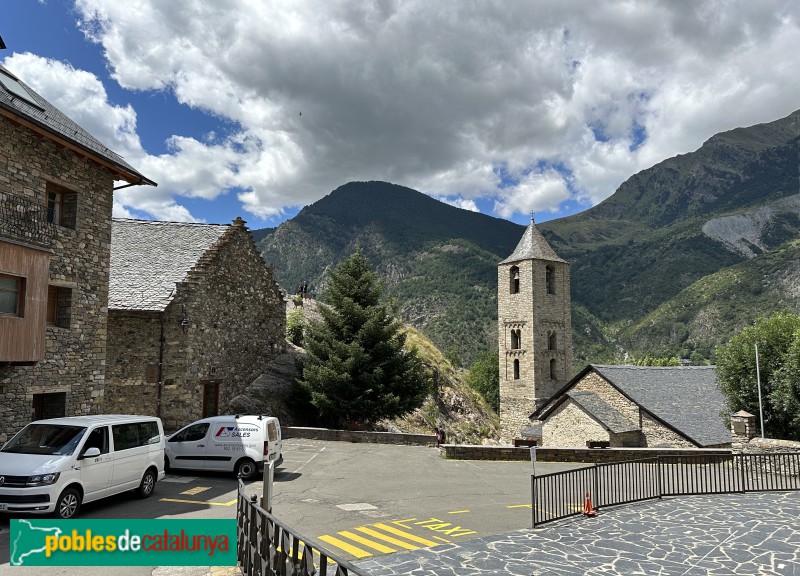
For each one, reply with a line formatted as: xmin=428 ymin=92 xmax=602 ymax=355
xmin=357 ymin=492 xmax=800 ymax=575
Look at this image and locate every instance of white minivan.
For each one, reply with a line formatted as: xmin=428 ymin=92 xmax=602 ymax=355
xmin=165 ymin=415 xmax=282 ymax=480
xmin=0 ymin=415 xmax=165 ymax=519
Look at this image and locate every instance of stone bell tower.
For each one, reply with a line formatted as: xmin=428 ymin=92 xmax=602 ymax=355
xmin=497 ymin=217 xmax=572 ymax=442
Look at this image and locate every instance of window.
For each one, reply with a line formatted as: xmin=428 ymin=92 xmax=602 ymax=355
xmin=111 ymin=421 xmax=159 ymax=451
xmin=32 ymin=392 xmax=66 ymax=420
xmin=268 ymin=421 xmax=278 ymax=442
xmin=509 ymin=266 xmax=520 ymax=294
xmin=169 ymin=423 xmax=209 ymax=443
xmin=0 ymin=274 xmax=25 ymax=316
xmin=513 ymin=359 xmax=520 ymax=380
xmin=510 ymin=329 xmax=521 ymax=350
xmin=45 ymin=182 xmax=77 ymax=229
xmin=46 ymin=285 xmax=72 ymax=328
xmin=82 ymin=426 xmax=109 ymax=455
xmin=546 ymin=265 xmax=556 ymax=295
xmin=548 ymin=331 xmax=557 ymax=351
xmin=550 ymin=358 xmax=558 ymax=380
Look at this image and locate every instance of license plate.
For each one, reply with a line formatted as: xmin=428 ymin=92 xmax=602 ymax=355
xmin=0 ymin=504 xmax=8 ymax=511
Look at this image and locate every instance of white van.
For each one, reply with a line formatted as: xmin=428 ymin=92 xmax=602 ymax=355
xmin=0 ymin=415 xmax=165 ymax=519
xmin=165 ymin=415 xmax=282 ymax=480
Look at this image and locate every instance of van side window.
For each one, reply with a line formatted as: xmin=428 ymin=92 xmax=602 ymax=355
xmin=268 ymin=421 xmax=278 ymax=442
xmin=139 ymin=421 xmax=160 ymax=445
xmin=83 ymin=426 xmax=109 ymax=455
xmin=112 ymin=423 xmax=141 ymax=451
xmin=171 ymin=423 xmax=209 ymax=443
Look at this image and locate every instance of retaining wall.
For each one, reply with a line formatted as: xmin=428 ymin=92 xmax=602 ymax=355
xmin=439 ymin=445 xmax=732 ymax=463
xmin=283 ymin=426 xmax=436 ymax=446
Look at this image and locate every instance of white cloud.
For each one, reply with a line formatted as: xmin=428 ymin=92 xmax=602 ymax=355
xmin=435 ymin=196 xmax=480 ymax=213
xmin=9 ymin=2 xmax=800 ymax=221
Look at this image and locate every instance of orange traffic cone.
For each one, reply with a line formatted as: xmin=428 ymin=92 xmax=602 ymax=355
xmin=583 ymin=491 xmax=596 ymax=517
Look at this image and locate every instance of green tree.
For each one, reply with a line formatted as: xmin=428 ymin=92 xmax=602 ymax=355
xmin=286 ymin=308 xmax=304 ymax=346
xmin=467 ymin=351 xmax=499 ymax=412
xmin=630 ymin=355 xmax=681 ymax=366
xmin=715 ymin=311 xmax=800 ymax=440
xmin=298 ymin=252 xmax=428 ymax=427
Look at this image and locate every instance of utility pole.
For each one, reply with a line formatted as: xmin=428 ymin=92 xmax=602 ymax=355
xmin=755 ymin=343 xmax=765 ymax=439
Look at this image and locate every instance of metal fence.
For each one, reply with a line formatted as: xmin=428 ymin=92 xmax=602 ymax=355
xmin=0 ymin=189 xmax=56 ymax=247
xmin=237 ymin=480 xmax=371 ymax=576
xmin=532 ymin=452 xmax=800 ymax=527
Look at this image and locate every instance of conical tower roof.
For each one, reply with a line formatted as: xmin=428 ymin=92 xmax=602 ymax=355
xmin=500 ymin=217 xmax=566 ymax=264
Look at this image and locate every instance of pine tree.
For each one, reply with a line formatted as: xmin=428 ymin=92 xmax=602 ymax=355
xmin=298 ymin=251 xmax=429 ymax=427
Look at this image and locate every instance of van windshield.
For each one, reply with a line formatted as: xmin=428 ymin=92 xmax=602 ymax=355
xmin=1 ymin=424 xmax=87 ymax=456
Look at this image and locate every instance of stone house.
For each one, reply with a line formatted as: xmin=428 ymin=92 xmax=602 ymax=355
xmin=102 ymin=217 xmax=285 ymax=431
xmin=531 ymin=365 xmax=730 ymax=448
xmin=0 ymin=64 xmax=154 ymax=442
xmin=497 ymin=217 xmax=573 ymax=442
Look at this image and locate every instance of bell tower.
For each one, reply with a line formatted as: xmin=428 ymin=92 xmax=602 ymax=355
xmin=497 ymin=217 xmax=572 ymax=442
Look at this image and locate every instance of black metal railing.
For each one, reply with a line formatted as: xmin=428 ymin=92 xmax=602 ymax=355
xmin=237 ymin=480 xmax=372 ymax=576
xmin=532 ymin=452 xmax=800 ymax=527
xmin=0 ymin=189 xmax=56 ymax=247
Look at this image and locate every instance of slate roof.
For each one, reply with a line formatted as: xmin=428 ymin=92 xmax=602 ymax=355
xmin=0 ymin=64 xmax=154 ymax=186
xmin=565 ymin=390 xmax=639 ymax=434
xmin=500 ymin=218 xmax=566 ymax=264
xmin=109 ymin=219 xmax=230 ymax=311
xmin=593 ymin=365 xmax=729 ymax=447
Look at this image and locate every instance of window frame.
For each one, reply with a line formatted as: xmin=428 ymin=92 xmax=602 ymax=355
xmin=509 ymin=266 xmax=520 ymax=294
xmin=46 ymin=285 xmax=72 ymax=328
xmin=0 ymin=273 xmax=25 ymax=317
xmin=546 ymin=265 xmax=556 ymax=295
xmin=45 ymin=182 xmax=78 ymax=229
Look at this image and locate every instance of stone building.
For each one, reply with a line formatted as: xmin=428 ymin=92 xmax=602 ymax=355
xmin=532 ymin=365 xmax=731 ymax=448
xmin=497 ymin=217 xmax=573 ymax=441
xmin=0 ymin=64 xmax=154 ymax=442
xmin=102 ymin=217 xmax=285 ymax=431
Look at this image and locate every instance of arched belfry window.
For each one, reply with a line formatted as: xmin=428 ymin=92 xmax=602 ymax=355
xmin=548 ymin=331 xmax=557 ymax=351
xmin=546 ymin=265 xmax=556 ymax=295
xmin=510 ymin=266 xmax=520 ymax=294
xmin=513 ymin=359 xmax=520 ymax=380
xmin=510 ymin=329 xmax=521 ymax=350
xmin=550 ymin=358 xmax=558 ymax=380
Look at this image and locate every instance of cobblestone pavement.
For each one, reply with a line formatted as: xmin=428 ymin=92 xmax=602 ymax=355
xmin=357 ymin=492 xmax=800 ymax=575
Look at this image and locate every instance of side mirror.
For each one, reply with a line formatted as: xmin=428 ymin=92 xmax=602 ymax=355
xmin=81 ymin=447 xmax=101 ymax=459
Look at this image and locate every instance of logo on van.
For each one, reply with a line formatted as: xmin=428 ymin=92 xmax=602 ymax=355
xmin=214 ymin=426 xmax=256 ymax=438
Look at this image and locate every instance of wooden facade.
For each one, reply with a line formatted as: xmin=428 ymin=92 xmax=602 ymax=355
xmin=0 ymin=240 xmax=50 ymax=362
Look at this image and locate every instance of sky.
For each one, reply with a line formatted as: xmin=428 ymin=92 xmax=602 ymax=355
xmin=2 ymin=1 xmax=800 ymax=229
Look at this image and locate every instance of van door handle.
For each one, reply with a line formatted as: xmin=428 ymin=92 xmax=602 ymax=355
xmin=197 ymin=444 xmax=205 ymax=447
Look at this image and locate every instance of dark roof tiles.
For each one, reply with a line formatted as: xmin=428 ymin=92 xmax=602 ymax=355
xmin=500 ymin=218 xmax=566 ymax=264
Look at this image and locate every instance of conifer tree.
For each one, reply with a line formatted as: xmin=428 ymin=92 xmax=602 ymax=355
xmin=299 ymin=251 xmax=428 ymax=427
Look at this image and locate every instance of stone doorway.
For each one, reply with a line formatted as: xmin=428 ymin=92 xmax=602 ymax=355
xmin=202 ymin=379 xmax=221 ymax=418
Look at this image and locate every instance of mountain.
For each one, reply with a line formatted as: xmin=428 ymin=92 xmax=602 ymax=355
xmin=256 ymin=110 xmax=800 ymax=366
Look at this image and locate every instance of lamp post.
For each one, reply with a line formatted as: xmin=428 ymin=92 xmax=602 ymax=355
xmin=755 ymin=343 xmax=765 ymax=439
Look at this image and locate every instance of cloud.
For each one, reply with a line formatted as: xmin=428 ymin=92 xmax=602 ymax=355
xmin=435 ymin=196 xmax=480 ymax=212
xmin=10 ymin=2 xmax=800 ymax=222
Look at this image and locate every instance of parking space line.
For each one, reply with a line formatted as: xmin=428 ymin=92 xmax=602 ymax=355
xmin=355 ymin=527 xmax=420 ymax=550
xmin=318 ymin=535 xmax=372 ymax=558
xmin=160 ymin=497 xmax=238 ymax=506
xmin=371 ymin=523 xmax=439 ymax=547
xmin=293 ymin=446 xmax=326 ymax=474
xmin=180 ymin=486 xmax=211 ymax=495
xmin=507 ymin=504 xmax=532 ymax=509
xmin=338 ymin=531 xmax=396 ymax=553
xmin=448 ymin=509 xmax=470 ymax=514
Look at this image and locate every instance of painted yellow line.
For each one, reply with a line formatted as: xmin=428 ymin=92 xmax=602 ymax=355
xmin=432 ymin=536 xmax=452 ymax=544
xmin=448 ymin=510 xmax=470 ymax=514
xmin=355 ymin=527 xmax=420 ymax=550
xmin=159 ymin=498 xmax=237 ymax=507
xmin=318 ymin=535 xmax=372 ymax=558
xmin=507 ymin=504 xmax=532 ymax=509
xmin=338 ymin=531 xmax=396 ymax=554
xmin=180 ymin=486 xmax=211 ymax=495
xmin=372 ymin=523 xmax=440 ymax=546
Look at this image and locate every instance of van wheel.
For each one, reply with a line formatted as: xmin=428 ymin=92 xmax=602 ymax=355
xmin=236 ymin=458 xmax=257 ymax=480
xmin=136 ymin=468 xmax=157 ymax=498
xmin=55 ymin=487 xmax=81 ymax=519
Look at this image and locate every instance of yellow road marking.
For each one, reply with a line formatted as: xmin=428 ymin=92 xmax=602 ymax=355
xmin=355 ymin=527 xmax=420 ymax=550
xmin=338 ymin=531 xmax=396 ymax=553
xmin=507 ymin=504 xmax=532 ymax=509
xmin=432 ymin=536 xmax=452 ymax=543
xmin=318 ymin=535 xmax=372 ymax=558
xmin=372 ymin=523 xmax=440 ymax=546
xmin=180 ymin=486 xmax=211 ymax=495
xmin=448 ymin=510 xmax=470 ymax=514
xmin=159 ymin=498 xmax=237 ymax=507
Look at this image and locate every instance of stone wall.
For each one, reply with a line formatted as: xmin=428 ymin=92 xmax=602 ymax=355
xmin=741 ymin=437 xmax=800 ymax=455
xmin=103 ymin=221 xmax=286 ymax=431
xmin=0 ymin=116 xmax=113 ymax=442
xmin=440 ymin=444 xmax=731 ymax=463
xmin=641 ymin=412 xmax=695 ymax=448
xmin=573 ymin=372 xmax=639 ymax=424
xmin=541 ymin=400 xmax=609 ymax=447
xmin=284 ymin=426 xmax=436 ymax=446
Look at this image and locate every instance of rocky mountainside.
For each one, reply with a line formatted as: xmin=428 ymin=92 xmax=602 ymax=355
xmin=255 ymin=110 xmax=800 ymax=366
